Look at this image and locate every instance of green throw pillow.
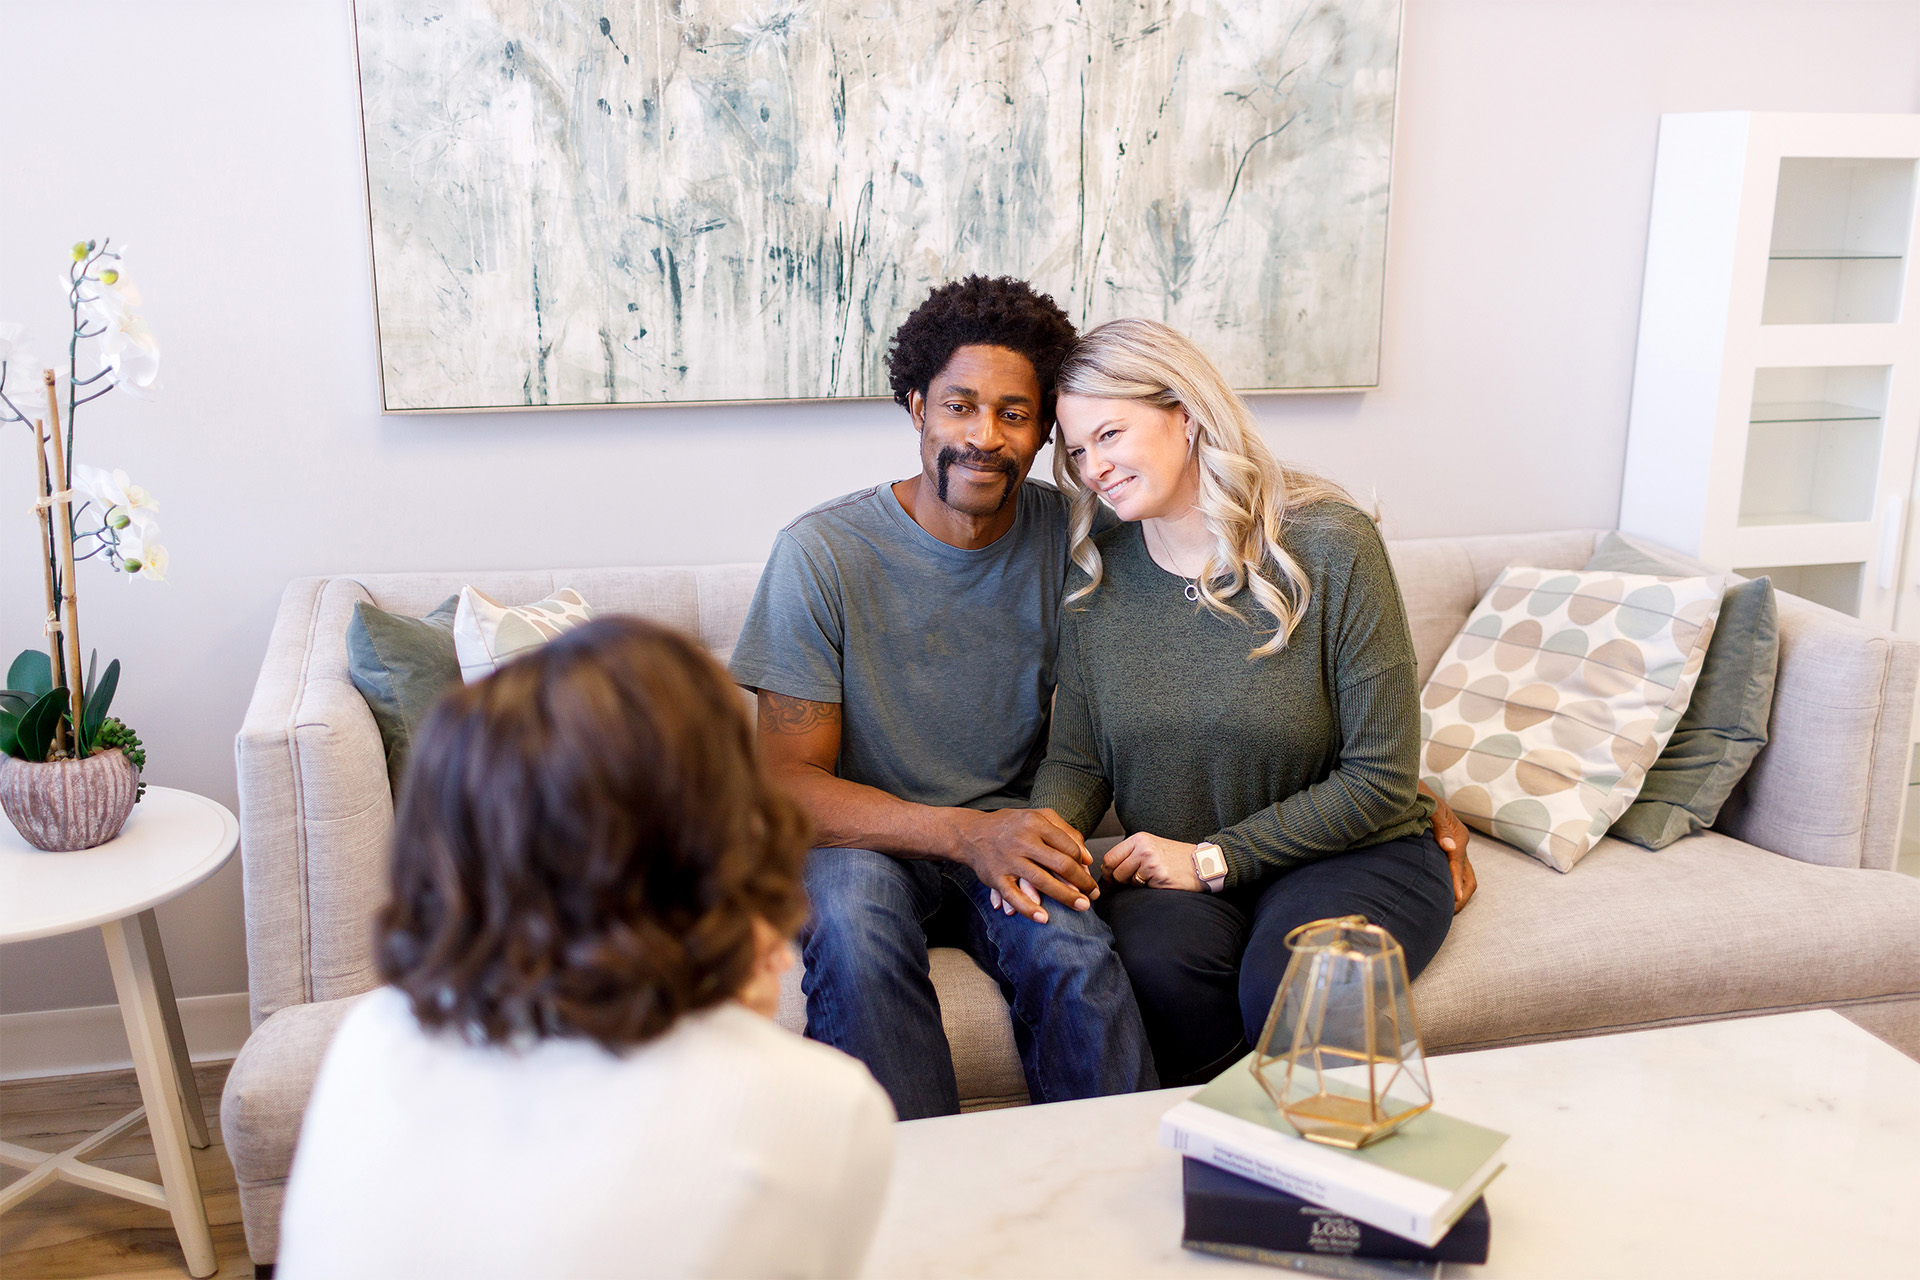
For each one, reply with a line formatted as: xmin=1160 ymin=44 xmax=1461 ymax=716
xmin=346 ymin=596 xmax=461 ymax=795
xmin=1584 ymin=533 xmax=1780 ymax=848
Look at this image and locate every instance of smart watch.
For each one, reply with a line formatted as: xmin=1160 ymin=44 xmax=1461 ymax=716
xmin=1193 ymin=842 xmax=1228 ymax=893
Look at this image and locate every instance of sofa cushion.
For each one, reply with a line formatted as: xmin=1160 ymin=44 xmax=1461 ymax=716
xmin=1585 ymin=533 xmax=1781 ymax=848
xmin=1414 ymin=830 xmax=1920 ymax=1051
xmin=453 ymin=585 xmax=595 ymax=682
xmin=220 ymin=994 xmax=367 ymax=1262
xmin=1420 ymin=567 xmax=1724 ymax=871
xmin=346 ymin=596 xmax=460 ymax=792
xmin=222 ymin=995 xmax=367 ymax=1188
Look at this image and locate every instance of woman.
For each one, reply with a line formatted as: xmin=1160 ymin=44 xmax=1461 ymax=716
xmin=277 ymin=618 xmax=894 ymax=1279
xmin=1027 ymin=318 xmax=1457 ymax=1087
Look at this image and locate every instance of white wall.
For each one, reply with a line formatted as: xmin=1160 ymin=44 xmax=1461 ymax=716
xmin=2 ymin=0 xmax=1917 ymax=1022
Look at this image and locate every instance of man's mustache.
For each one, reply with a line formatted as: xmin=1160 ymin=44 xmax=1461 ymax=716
xmin=936 ymin=446 xmax=1017 ymax=476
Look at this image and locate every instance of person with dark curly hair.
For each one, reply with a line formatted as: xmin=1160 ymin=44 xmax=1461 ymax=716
xmin=729 ymin=275 xmax=1158 ymax=1119
xmin=275 ymin=618 xmax=895 ymax=1280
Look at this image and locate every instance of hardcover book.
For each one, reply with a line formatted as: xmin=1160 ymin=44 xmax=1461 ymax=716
xmin=1161 ymin=1054 xmax=1507 ymax=1246
xmin=1183 ymin=1158 xmax=1491 ymax=1264
xmin=1183 ymin=1239 xmax=1445 ymax=1278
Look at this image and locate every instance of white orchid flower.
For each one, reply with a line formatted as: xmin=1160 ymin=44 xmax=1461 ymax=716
xmin=71 ymin=266 xmax=160 ymax=395
xmin=71 ymin=463 xmax=114 ymax=513
xmin=115 ymin=524 xmax=168 ymax=581
xmin=73 ymin=464 xmax=160 ymax=532
xmin=99 ymin=313 xmax=161 ymax=393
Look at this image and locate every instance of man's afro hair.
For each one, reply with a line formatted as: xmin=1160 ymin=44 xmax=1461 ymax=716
xmin=885 ymin=276 xmax=1079 ymax=415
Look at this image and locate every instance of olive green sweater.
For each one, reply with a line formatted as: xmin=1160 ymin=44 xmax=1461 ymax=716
xmin=1028 ymin=501 xmax=1434 ymax=891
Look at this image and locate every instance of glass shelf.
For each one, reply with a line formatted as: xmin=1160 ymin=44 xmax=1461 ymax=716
xmin=1736 ymin=511 xmax=1859 ymax=528
xmin=1739 ymin=368 xmax=1888 ymax=528
xmin=1749 ymin=400 xmax=1883 ymax=423
xmin=1763 ymin=158 xmax=1915 ymax=324
xmin=1768 ymin=251 xmax=1904 ymax=261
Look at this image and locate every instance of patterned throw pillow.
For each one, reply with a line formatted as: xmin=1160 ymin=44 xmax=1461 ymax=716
xmin=452 ymin=586 xmax=595 ymax=683
xmin=1419 ymin=567 xmax=1723 ymax=872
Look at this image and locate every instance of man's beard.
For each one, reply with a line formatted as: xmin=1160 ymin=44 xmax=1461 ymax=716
xmin=936 ymin=446 xmax=1018 ymax=513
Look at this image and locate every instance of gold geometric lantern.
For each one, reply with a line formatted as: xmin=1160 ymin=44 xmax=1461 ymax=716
xmin=1250 ymin=915 xmax=1433 ymax=1150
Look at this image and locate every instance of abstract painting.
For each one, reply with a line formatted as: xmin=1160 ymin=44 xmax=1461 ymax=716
xmin=353 ymin=1 xmax=1402 ymax=410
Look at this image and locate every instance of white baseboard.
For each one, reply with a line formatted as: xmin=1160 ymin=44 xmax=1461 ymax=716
xmin=0 ymin=992 xmax=252 ymax=1081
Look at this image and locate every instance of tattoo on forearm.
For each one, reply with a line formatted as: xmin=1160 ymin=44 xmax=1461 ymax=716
xmin=760 ymin=693 xmax=840 ymax=736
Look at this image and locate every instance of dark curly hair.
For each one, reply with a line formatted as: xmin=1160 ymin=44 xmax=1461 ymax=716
xmin=886 ymin=275 xmax=1079 ymax=418
xmin=376 ymin=616 xmax=812 ymax=1052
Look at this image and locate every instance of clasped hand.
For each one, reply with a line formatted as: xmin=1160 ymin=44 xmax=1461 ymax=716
xmin=1102 ymin=832 xmax=1202 ymax=891
xmin=958 ymin=807 xmax=1099 ymax=924
xmin=991 ymin=829 xmax=1204 ymax=918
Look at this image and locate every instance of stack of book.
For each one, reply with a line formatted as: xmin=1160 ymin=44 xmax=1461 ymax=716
xmin=1161 ymin=1056 xmax=1507 ymax=1277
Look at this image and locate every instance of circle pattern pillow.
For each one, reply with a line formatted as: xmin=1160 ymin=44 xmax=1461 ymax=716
xmin=1419 ymin=567 xmax=1723 ymax=872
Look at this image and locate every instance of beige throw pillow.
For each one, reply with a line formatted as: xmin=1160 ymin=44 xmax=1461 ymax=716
xmin=1419 ymin=567 xmax=1723 ymax=872
xmin=453 ymin=586 xmax=595 ymax=683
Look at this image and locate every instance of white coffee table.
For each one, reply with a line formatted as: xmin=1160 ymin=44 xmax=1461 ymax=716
xmin=865 ymin=1010 xmax=1920 ymax=1278
xmin=0 ymin=786 xmax=239 ymax=1279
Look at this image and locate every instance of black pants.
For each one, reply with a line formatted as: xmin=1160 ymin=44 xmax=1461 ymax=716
xmin=1099 ymin=830 xmax=1455 ymax=1086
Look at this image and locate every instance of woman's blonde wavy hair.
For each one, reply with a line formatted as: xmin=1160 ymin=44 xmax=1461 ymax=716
xmin=1052 ymin=317 xmax=1361 ymax=657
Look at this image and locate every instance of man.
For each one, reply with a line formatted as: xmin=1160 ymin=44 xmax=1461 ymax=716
xmin=729 ymin=276 xmax=1155 ymax=1119
xmin=731 ymin=276 xmax=1475 ymax=1118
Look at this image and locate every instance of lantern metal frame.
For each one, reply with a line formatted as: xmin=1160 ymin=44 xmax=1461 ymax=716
xmin=1250 ymin=914 xmax=1433 ymax=1149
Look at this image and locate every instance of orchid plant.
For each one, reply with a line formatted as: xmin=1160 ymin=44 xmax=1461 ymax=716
xmin=0 ymin=238 xmax=162 ymax=773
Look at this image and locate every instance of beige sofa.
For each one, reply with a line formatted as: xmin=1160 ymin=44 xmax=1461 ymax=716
xmin=220 ymin=529 xmax=1920 ymax=1270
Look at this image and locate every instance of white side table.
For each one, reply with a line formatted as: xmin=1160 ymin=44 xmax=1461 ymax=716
xmin=0 ymin=786 xmax=239 ymax=1278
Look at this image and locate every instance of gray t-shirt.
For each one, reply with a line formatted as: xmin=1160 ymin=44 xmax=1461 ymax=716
xmin=729 ymin=480 xmax=1074 ymax=811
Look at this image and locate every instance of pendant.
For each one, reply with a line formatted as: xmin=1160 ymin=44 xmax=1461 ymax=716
xmin=1184 ymin=583 xmax=1200 ymax=602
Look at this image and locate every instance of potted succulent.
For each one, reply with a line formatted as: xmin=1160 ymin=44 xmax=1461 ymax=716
xmin=0 ymin=238 xmax=162 ymax=851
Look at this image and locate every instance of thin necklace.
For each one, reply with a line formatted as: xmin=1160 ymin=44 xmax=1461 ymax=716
xmin=1146 ymin=520 xmax=1203 ymax=602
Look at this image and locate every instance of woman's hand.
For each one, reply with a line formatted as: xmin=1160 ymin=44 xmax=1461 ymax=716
xmin=1104 ymin=833 xmax=1204 ymax=891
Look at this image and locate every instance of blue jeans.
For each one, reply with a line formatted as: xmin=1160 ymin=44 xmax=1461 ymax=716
xmin=800 ymin=847 xmax=1159 ymax=1119
xmin=1099 ymin=830 xmax=1455 ymax=1086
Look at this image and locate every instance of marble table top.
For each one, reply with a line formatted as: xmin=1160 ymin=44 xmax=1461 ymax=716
xmin=864 ymin=1010 xmax=1920 ymax=1278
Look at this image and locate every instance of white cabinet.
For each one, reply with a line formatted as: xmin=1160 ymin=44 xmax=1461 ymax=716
xmin=1619 ymin=112 xmax=1920 ymax=628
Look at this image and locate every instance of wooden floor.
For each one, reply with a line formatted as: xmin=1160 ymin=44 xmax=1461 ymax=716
xmin=0 ymin=1061 xmax=254 ymax=1279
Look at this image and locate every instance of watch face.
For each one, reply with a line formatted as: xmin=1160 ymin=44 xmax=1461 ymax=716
xmin=1196 ymin=846 xmax=1226 ymax=878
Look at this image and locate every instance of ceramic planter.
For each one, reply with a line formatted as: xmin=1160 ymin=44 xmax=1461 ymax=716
xmin=0 ymin=749 xmax=140 ymax=851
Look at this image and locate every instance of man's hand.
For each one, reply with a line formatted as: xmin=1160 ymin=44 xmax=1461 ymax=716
xmin=956 ymin=807 xmax=1097 ymax=924
xmin=1420 ymin=781 xmax=1476 ymax=914
xmin=1104 ymin=833 xmax=1203 ymax=891
xmin=754 ymin=690 xmax=1097 ymax=923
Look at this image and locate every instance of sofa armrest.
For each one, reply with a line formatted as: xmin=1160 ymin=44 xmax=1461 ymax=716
xmin=235 ymin=577 xmax=394 ymax=1027
xmin=1718 ymin=592 xmax=1919 ymax=870
xmin=235 ymin=578 xmax=327 ymax=1027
